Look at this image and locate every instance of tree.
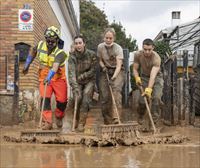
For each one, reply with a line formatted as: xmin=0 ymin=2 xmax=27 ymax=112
xmin=110 ymin=22 xmax=138 ymax=52
xmin=154 ymin=41 xmax=172 ymax=64
xmin=80 ymin=0 xmax=138 ymax=52
xmin=80 ymin=0 xmax=109 ymax=51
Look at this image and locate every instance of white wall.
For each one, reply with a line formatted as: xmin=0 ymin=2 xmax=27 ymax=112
xmin=71 ymin=0 xmax=80 ymax=26
xmin=48 ymin=0 xmax=79 ymax=98
xmin=129 ymin=51 xmax=137 ymax=92
xmin=129 ymin=51 xmax=137 ymax=66
xmin=48 ymin=0 xmax=73 ymax=51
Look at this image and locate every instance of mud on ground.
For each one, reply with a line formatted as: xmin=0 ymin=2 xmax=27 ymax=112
xmin=1 ymin=121 xmax=199 ymax=147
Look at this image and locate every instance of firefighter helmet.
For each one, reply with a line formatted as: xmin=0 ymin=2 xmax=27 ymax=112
xmin=44 ymin=26 xmax=60 ymax=39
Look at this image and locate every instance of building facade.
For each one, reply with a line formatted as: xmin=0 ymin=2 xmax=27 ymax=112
xmin=0 ymin=0 xmax=80 ymax=125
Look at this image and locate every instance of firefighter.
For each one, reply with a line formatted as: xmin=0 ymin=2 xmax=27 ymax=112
xmin=97 ymin=28 xmax=125 ymax=125
xmin=68 ymin=35 xmax=97 ymax=132
xmin=23 ymin=26 xmax=68 ymax=130
xmin=133 ymin=38 xmax=164 ymax=127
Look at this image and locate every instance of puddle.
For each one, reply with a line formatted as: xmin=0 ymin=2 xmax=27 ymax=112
xmin=1 ymin=144 xmax=199 ymax=168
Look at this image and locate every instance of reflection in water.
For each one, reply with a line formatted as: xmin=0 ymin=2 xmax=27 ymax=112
xmin=0 ymin=144 xmax=200 ymax=168
xmin=39 ymin=149 xmax=67 ymax=168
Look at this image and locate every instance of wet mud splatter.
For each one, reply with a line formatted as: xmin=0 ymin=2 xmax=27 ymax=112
xmin=3 ymin=130 xmax=189 ymax=147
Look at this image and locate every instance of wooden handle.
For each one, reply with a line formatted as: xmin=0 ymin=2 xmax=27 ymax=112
xmin=138 ymin=85 xmax=156 ymax=134
xmin=72 ymin=96 xmax=78 ymax=131
xmin=106 ymin=73 xmax=121 ymax=124
xmin=39 ymin=83 xmax=47 ymax=128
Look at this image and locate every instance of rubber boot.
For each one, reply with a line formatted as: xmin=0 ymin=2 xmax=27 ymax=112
xmin=56 ymin=117 xmax=63 ymax=129
xmin=112 ymin=118 xmax=119 ymax=124
xmin=42 ymin=121 xmax=52 ymax=130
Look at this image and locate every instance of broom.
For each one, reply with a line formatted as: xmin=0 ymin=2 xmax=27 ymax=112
xmin=21 ymin=83 xmax=60 ymax=137
xmin=98 ymin=73 xmax=138 ymax=139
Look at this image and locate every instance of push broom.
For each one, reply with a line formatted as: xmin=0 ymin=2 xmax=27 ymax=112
xmin=98 ymin=73 xmax=138 ymax=139
xmin=21 ymin=83 xmax=60 ymax=137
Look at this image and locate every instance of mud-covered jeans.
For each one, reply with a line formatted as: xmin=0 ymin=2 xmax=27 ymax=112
xmin=138 ymin=74 xmax=164 ymax=123
xmin=76 ymin=81 xmax=94 ymax=126
xmin=67 ymin=81 xmax=94 ymax=127
xmin=99 ymin=70 xmax=125 ymax=124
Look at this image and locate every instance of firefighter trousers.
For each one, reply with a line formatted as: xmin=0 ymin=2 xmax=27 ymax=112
xmin=39 ymin=79 xmax=68 ymax=124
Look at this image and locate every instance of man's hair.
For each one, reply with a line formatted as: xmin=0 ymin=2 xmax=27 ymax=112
xmin=143 ymin=38 xmax=154 ymax=46
xmin=73 ymin=34 xmax=85 ymax=43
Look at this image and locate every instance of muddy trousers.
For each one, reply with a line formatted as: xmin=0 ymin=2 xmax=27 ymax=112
xmin=39 ymin=79 xmax=68 ymax=124
xmin=75 ymin=81 xmax=94 ymax=127
xmin=99 ymin=71 xmax=125 ymax=124
xmin=138 ymin=75 xmax=163 ymax=123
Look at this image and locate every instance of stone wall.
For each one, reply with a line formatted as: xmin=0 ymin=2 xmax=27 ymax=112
xmin=0 ymin=89 xmax=40 ymax=126
xmin=18 ymin=89 xmax=40 ymax=123
xmin=0 ymin=93 xmax=16 ymax=125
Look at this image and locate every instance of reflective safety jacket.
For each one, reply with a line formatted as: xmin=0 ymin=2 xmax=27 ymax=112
xmin=37 ymin=41 xmax=67 ymax=67
xmin=36 ymin=41 xmax=68 ymax=81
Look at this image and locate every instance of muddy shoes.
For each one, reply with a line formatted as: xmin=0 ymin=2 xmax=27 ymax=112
xmin=42 ymin=121 xmax=52 ymax=130
xmin=137 ymin=114 xmax=145 ymax=125
xmin=112 ymin=118 xmax=119 ymax=124
xmin=77 ymin=112 xmax=87 ymax=132
xmin=77 ymin=123 xmax=85 ymax=132
xmin=137 ymin=105 xmax=146 ymax=125
xmin=56 ymin=117 xmax=63 ymax=129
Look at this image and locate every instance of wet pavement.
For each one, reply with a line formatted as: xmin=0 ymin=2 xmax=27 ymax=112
xmin=1 ymin=126 xmax=200 ymax=168
xmin=1 ymin=143 xmax=200 ymax=168
xmin=1 ymin=108 xmax=200 ymax=168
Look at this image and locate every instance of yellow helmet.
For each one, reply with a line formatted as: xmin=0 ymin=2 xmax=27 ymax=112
xmin=45 ymin=26 xmax=60 ymax=39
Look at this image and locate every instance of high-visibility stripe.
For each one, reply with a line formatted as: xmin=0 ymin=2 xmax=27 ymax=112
xmin=37 ymin=50 xmax=48 ymax=54
xmin=38 ymin=41 xmax=44 ymax=50
xmin=37 ymin=40 xmax=67 ymax=67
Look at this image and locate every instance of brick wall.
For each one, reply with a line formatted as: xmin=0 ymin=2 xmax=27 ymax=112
xmin=0 ymin=0 xmax=61 ymax=124
xmin=0 ymin=0 xmax=60 ymax=90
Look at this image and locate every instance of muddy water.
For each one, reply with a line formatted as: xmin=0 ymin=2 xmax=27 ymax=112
xmin=1 ymin=109 xmax=200 ymax=168
xmin=1 ymin=143 xmax=199 ymax=168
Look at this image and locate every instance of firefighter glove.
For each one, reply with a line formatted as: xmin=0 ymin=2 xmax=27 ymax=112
xmin=22 ymin=55 xmax=33 ymax=75
xmin=135 ymin=76 xmax=142 ymax=85
xmin=142 ymin=87 xmax=152 ymax=98
xmin=44 ymin=69 xmax=56 ymax=84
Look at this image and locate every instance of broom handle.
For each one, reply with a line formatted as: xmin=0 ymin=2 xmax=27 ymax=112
xmin=106 ymin=73 xmax=121 ymax=124
xmin=39 ymin=82 xmax=47 ymax=128
xmin=72 ymin=96 xmax=78 ymax=131
xmin=139 ymin=85 xmax=156 ymax=134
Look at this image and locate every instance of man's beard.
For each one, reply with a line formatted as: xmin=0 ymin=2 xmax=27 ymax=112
xmin=47 ymin=43 xmax=57 ymax=51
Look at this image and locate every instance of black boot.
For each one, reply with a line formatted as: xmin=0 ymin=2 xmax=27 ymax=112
xmin=56 ymin=117 xmax=63 ymax=129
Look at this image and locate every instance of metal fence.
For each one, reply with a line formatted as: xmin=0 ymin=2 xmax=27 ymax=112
xmin=162 ymin=56 xmax=177 ymax=125
xmin=122 ymin=49 xmax=129 ymax=108
xmin=162 ymin=51 xmax=194 ymax=125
